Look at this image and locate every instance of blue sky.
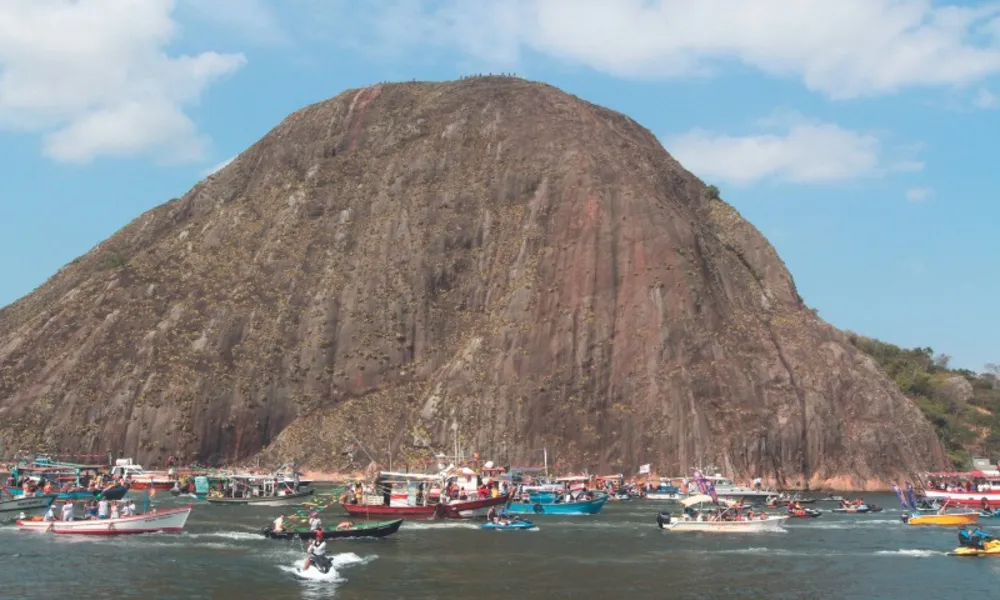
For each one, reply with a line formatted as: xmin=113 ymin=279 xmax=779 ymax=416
xmin=1 ymin=0 xmax=999 ymax=371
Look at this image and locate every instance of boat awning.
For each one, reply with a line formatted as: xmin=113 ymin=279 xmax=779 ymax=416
xmin=377 ymin=471 xmax=440 ymax=482
xmin=681 ymin=494 xmax=715 ymax=507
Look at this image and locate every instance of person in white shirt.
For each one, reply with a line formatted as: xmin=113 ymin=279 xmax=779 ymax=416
xmin=44 ymin=505 xmax=56 ymax=522
xmin=97 ymin=498 xmax=110 ymax=519
xmin=309 ymin=512 xmax=322 ymax=531
xmin=110 ymin=501 xmax=120 ymax=519
xmin=60 ymin=501 xmax=74 ymax=522
xmin=304 ymin=529 xmax=328 ymax=571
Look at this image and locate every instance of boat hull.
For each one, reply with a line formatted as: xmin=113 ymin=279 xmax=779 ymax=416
xmin=662 ymin=516 xmax=788 ymax=532
xmin=904 ymin=512 xmax=979 ymax=526
xmin=15 ymin=506 xmax=192 ymax=535
xmin=506 ymin=494 xmax=609 ymax=515
xmin=482 ymin=520 xmax=536 ymax=530
xmin=206 ymin=489 xmax=314 ymax=506
xmin=0 ymin=494 xmax=56 ymax=514
xmin=646 ymin=493 xmax=682 ymax=501
xmin=263 ymin=519 xmax=403 ymax=540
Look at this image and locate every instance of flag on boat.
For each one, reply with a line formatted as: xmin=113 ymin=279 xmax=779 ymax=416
xmin=707 ymin=482 xmax=718 ymax=504
xmin=892 ymin=484 xmax=909 ymax=510
xmin=638 ymin=464 xmax=651 ymax=475
xmin=690 ymin=469 xmax=710 ymax=496
xmin=905 ymin=482 xmax=918 ymax=510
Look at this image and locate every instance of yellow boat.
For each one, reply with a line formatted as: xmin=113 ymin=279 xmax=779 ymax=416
xmin=950 ymin=540 xmax=1000 ymax=557
xmin=906 ymin=512 xmax=979 ymax=526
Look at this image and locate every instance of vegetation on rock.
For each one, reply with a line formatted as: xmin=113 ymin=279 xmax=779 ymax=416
xmin=848 ymin=334 xmax=1000 ymax=469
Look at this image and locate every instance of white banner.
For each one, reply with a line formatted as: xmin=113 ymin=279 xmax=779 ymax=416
xmin=638 ymin=463 xmax=651 ymax=474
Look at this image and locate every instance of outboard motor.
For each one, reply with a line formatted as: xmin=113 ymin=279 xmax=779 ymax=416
xmin=656 ymin=511 xmax=671 ymax=529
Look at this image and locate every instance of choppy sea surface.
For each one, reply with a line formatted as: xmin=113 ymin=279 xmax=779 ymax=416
xmin=0 ymin=491 xmax=996 ymax=599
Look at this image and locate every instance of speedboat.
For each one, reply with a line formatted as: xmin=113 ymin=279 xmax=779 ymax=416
xmin=482 ymin=518 xmax=536 ymax=531
xmin=901 ymin=511 xmax=979 ymax=526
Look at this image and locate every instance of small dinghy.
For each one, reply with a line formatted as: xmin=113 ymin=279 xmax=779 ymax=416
xmin=482 ymin=519 xmax=536 ymax=531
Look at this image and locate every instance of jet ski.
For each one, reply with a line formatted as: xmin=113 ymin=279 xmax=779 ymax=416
xmin=787 ymin=507 xmax=822 ymax=518
xmin=950 ymin=540 xmax=1000 ymax=557
xmin=482 ymin=519 xmax=536 ymax=530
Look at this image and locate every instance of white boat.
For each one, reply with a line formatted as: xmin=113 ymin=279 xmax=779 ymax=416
xmin=690 ymin=475 xmax=777 ymax=501
xmin=661 ymin=515 xmax=788 ymax=532
xmin=657 ymin=494 xmax=788 ymax=532
xmin=646 ymin=477 xmax=684 ymax=501
xmin=0 ymin=494 xmax=56 ymax=515
xmin=15 ymin=505 xmax=192 ymax=535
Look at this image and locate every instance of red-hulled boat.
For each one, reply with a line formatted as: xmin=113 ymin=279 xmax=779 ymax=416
xmin=341 ymin=469 xmax=510 ymax=519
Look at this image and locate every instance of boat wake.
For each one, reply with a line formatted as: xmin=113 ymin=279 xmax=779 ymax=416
xmin=874 ymin=549 xmax=943 ymax=557
xmin=404 ymin=522 xmax=479 ymax=530
xmin=186 ymin=531 xmax=261 ymax=541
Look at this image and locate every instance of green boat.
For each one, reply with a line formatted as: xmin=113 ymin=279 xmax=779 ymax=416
xmin=261 ymin=518 xmax=403 ymax=540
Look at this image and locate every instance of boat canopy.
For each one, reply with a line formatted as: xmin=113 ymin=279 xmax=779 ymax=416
xmin=554 ymin=475 xmax=590 ymax=482
xmin=376 ymin=471 xmax=440 ymax=482
xmin=681 ymin=494 xmax=715 ymax=507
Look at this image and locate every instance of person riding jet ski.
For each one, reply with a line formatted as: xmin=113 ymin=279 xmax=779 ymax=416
xmin=304 ymin=529 xmax=332 ymax=573
xmin=959 ymin=525 xmax=993 ymax=549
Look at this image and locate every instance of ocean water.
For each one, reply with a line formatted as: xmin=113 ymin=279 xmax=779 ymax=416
xmin=0 ymin=492 xmax=995 ymax=599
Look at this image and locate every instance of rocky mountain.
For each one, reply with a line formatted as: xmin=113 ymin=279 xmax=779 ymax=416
xmin=0 ymin=76 xmax=946 ymax=488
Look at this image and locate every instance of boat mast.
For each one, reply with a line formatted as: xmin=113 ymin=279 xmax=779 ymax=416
xmin=544 ymin=448 xmax=548 ymax=478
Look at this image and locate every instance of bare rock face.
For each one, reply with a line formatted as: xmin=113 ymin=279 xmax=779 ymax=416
xmin=0 ymin=77 xmax=946 ymax=487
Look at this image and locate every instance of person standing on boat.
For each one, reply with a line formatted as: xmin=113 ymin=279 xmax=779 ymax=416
xmin=60 ymin=500 xmax=74 ymax=522
xmin=309 ymin=512 xmax=322 ymax=531
xmin=110 ymin=501 xmax=120 ymax=519
xmin=44 ymin=504 xmax=56 ymax=522
xmin=97 ymin=498 xmax=110 ymax=519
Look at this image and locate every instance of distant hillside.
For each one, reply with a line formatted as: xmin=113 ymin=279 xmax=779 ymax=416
xmin=848 ymin=334 xmax=1000 ymax=468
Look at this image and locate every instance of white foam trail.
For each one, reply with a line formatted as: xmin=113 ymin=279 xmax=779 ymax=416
xmin=874 ymin=549 xmax=942 ymax=557
xmin=187 ymin=531 xmax=261 ymax=541
xmin=403 ymin=522 xmax=478 ymax=530
xmin=278 ymin=563 xmax=344 ymax=583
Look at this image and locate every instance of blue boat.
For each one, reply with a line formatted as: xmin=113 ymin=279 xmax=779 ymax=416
xmin=481 ymin=518 xmax=536 ymax=530
xmin=506 ymin=493 xmax=609 ymax=515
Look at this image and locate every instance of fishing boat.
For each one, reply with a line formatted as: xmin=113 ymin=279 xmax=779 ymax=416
xmin=16 ymin=505 xmax=192 ymax=535
xmin=0 ymin=493 xmax=56 ymax=520
xmin=341 ymin=470 xmax=509 ymax=520
xmin=206 ymin=469 xmax=316 ymax=506
xmin=656 ymin=495 xmax=788 ymax=532
xmin=506 ymin=493 xmax=609 ymax=515
xmin=110 ymin=458 xmax=175 ymax=491
xmin=263 ymin=518 xmax=403 ymax=540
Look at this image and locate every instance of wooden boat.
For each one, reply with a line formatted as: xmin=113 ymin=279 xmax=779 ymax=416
xmin=342 ymin=495 xmax=506 ymax=519
xmin=902 ymin=511 xmax=979 ymax=526
xmin=342 ymin=469 xmax=510 ymax=519
xmin=0 ymin=493 xmax=56 ymax=517
xmin=15 ymin=505 xmax=192 ymax=535
xmin=262 ymin=518 xmax=403 ymax=540
xmin=207 ymin=488 xmax=314 ymax=506
xmin=506 ymin=493 xmax=609 ymax=515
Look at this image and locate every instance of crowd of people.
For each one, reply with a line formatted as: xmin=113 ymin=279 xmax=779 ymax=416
xmin=42 ymin=497 xmax=139 ymax=522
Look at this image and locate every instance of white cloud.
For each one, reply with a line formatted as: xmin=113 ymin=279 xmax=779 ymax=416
xmin=905 ymin=187 xmax=934 ymax=203
xmin=0 ymin=0 xmax=246 ymax=163
xmin=203 ymin=156 xmax=235 ymax=177
xmin=974 ymin=88 xmax=998 ymax=108
xmin=178 ymin=0 xmax=288 ymax=45
xmin=664 ymin=113 xmax=922 ymax=186
xmin=343 ymin=0 xmax=1000 ymax=98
